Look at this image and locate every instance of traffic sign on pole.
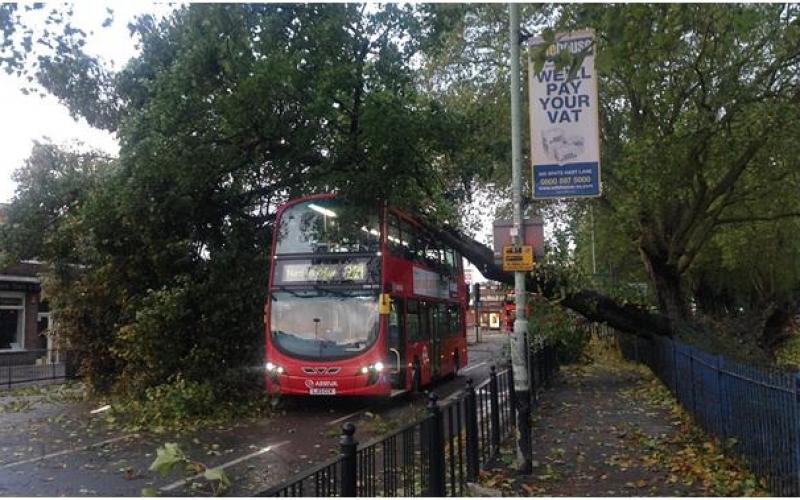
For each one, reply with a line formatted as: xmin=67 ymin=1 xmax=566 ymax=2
xmin=502 ymin=245 xmax=534 ymax=272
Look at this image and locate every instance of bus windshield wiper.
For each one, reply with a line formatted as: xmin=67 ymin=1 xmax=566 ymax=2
xmin=275 ymin=286 xmax=305 ymax=298
xmin=310 ymin=285 xmax=351 ymax=297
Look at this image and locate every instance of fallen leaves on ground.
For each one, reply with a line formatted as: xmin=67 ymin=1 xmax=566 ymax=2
xmin=474 ymin=337 xmax=769 ymax=497
xmin=623 ymin=374 xmax=769 ymax=496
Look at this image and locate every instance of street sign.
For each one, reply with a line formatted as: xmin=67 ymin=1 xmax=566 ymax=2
xmin=502 ymin=245 xmax=534 ymax=272
xmin=528 ymin=29 xmax=601 ymax=199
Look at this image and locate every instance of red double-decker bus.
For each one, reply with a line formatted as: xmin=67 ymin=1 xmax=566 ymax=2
xmin=264 ymin=194 xmax=468 ymax=396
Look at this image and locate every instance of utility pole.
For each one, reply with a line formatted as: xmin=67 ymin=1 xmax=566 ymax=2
xmin=590 ymin=204 xmax=597 ymax=275
xmin=473 ymin=283 xmax=481 ymax=343
xmin=508 ymin=2 xmax=532 ymax=474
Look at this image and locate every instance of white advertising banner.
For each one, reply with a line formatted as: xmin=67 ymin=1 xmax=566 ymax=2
xmin=529 ymin=29 xmax=601 ymax=198
xmin=412 ymin=267 xmax=450 ymax=299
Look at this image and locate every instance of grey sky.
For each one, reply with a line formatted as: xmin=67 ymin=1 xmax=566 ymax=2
xmin=0 ymin=2 xmax=175 ymax=203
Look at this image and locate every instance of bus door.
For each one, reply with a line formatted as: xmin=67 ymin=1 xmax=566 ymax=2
xmin=388 ymin=298 xmax=405 ymax=388
xmin=428 ymin=302 xmax=441 ymax=378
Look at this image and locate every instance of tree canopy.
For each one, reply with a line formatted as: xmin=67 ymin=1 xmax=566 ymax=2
xmin=429 ymin=4 xmax=800 ymax=355
xmin=2 ymin=2 xmax=800 ymax=419
xmin=1 ymin=4 xmax=486 ymax=418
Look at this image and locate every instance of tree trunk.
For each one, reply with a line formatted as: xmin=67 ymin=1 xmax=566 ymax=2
xmin=420 ymin=220 xmax=675 ymax=339
xmin=638 ymin=247 xmax=689 ymax=325
xmin=761 ymin=301 xmax=796 ymax=352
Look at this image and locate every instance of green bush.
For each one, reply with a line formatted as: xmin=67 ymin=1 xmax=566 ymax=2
xmin=112 ymin=373 xmax=271 ymax=431
xmin=776 ymin=335 xmax=800 ymax=370
xmin=527 ymin=298 xmax=590 ymax=365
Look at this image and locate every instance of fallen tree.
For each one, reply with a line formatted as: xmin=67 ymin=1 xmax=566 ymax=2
xmin=423 ymin=220 xmax=673 ymax=339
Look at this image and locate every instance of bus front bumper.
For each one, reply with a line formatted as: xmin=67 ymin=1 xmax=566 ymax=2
xmin=266 ymin=373 xmax=392 ymax=397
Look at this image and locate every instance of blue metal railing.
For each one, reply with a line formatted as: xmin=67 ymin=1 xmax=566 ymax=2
xmin=617 ymin=332 xmax=800 ymax=496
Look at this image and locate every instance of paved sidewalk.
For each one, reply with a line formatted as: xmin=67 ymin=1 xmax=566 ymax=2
xmin=479 ymin=345 xmax=766 ymax=496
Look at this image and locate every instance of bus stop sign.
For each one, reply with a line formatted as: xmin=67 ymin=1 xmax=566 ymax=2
xmin=502 ymin=246 xmax=534 ymax=272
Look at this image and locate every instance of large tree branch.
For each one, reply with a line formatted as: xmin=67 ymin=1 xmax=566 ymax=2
xmin=706 ymin=132 xmax=769 ymax=206
xmin=416 ymin=217 xmax=673 ymax=339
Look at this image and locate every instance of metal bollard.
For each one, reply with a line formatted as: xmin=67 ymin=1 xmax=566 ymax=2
xmin=426 ymin=392 xmax=445 ymax=496
xmin=339 ymin=422 xmax=358 ymax=497
xmin=489 ymin=365 xmax=501 ymax=453
xmin=464 ymin=379 xmax=480 ymax=481
xmin=508 ymin=360 xmax=517 ymax=419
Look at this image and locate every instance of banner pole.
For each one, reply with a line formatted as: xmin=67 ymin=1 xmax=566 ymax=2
xmin=509 ymin=2 xmax=532 ymax=474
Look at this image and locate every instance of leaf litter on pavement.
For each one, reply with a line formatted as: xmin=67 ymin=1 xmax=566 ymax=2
xmin=478 ymin=337 xmax=768 ymax=496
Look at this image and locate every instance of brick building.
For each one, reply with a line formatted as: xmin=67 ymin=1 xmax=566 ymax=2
xmin=0 ymin=204 xmax=51 ymax=354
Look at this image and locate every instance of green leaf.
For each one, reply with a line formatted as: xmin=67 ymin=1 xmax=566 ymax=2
xmin=149 ymin=443 xmax=185 ymax=477
xmin=141 ymin=487 xmax=159 ymax=497
xmin=204 ymin=467 xmax=231 ymax=487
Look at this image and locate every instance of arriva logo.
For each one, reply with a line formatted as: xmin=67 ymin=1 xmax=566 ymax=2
xmin=305 ymin=379 xmax=338 ymax=388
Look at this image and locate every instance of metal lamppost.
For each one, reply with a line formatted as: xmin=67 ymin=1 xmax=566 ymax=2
xmin=508 ymin=3 xmax=533 ymax=474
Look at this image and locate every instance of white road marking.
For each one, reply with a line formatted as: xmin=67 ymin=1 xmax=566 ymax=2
xmin=326 ymin=410 xmax=363 ymax=426
xmin=460 ymin=361 xmax=488 ymax=374
xmin=0 ymin=433 xmax=138 ymax=469
xmin=89 ymin=404 xmax=111 ymax=414
xmin=159 ymin=440 xmax=291 ymax=492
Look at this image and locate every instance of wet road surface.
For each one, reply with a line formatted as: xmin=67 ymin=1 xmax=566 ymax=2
xmin=0 ymin=332 xmax=509 ymax=496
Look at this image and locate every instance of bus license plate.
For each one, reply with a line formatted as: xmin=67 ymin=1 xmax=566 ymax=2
xmin=309 ymin=388 xmax=336 ymax=395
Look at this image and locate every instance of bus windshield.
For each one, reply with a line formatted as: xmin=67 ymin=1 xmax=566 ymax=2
xmin=276 ymin=200 xmax=380 ymax=255
xmin=270 ymin=290 xmax=379 ymax=360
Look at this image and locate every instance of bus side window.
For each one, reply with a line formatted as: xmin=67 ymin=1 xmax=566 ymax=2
xmin=402 ymin=221 xmax=419 ymax=262
xmin=362 ymin=213 xmax=380 ymax=253
xmin=389 ymin=298 xmax=402 ymax=347
xmin=414 ymin=229 xmax=427 ymax=266
xmin=448 ymin=305 xmax=461 ymax=336
xmin=444 ymin=247 xmax=456 ymax=275
xmin=388 ymin=214 xmax=403 ymax=257
xmin=407 ymin=300 xmax=420 ymax=341
xmin=419 ymin=301 xmax=432 ymax=340
xmin=425 ymin=239 xmax=440 ymax=269
xmin=420 ymin=233 xmax=441 ymax=270
xmin=438 ymin=303 xmax=449 ymax=338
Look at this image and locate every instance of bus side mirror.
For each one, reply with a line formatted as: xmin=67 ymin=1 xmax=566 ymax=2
xmin=379 ymin=293 xmax=391 ymax=315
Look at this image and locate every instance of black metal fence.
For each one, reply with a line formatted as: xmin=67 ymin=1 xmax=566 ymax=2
xmin=0 ymin=349 xmax=78 ymax=388
xmin=617 ymin=332 xmax=800 ymax=496
xmin=259 ymin=345 xmax=559 ymax=497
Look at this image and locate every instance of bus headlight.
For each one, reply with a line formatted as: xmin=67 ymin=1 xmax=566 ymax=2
xmin=266 ymin=363 xmax=284 ymax=375
xmin=359 ymin=363 xmax=385 ymax=385
xmin=359 ymin=363 xmax=385 ymax=375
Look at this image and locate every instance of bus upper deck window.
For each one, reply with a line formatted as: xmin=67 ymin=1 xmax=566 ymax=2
xmin=276 ymin=200 xmax=379 ymax=254
xmin=388 ymin=215 xmax=403 ymax=256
